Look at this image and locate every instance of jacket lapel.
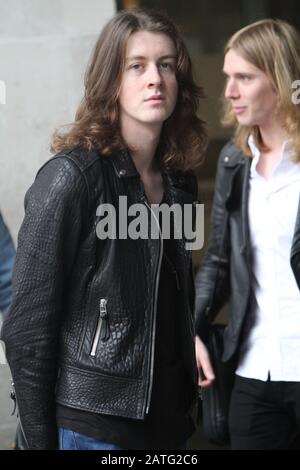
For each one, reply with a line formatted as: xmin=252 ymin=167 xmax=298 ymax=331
xmin=222 ymin=144 xmax=251 ymax=254
xmin=290 ymin=196 xmax=300 ymax=288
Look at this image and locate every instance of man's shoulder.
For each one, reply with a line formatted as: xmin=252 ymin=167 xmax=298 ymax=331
xmin=26 ymin=149 xmax=99 ymax=209
xmin=50 ymin=148 xmax=101 ymax=173
xmin=35 ymin=148 xmax=104 ymax=195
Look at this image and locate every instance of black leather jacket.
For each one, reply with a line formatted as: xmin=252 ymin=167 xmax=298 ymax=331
xmin=195 ymin=141 xmax=300 ymax=361
xmin=1 ymin=148 xmax=198 ymax=449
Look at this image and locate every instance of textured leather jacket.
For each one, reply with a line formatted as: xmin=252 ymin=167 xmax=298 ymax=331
xmin=1 ymin=148 xmax=199 ymax=449
xmin=195 ymin=141 xmax=300 ymax=361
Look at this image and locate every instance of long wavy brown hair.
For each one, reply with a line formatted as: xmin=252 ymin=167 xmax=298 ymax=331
xmin=222 ymin=19 xmax=300 ymax=161
xmin=51 ymin=9 xmax=207 ymax=172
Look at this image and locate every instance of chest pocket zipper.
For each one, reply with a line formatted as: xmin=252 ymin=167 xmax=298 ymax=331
xmin=90 ymin=298 xmax=110 ymax=356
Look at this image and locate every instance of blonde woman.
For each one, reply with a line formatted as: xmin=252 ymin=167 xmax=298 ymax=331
xmin=195 ymin=19 xmax=300 ymax=449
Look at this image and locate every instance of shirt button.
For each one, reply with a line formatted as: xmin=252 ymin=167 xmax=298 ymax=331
xmin=224 ymin=156 xmax=229 ymax=163
xmin=119 ymin=169 xmax=127 ymax=177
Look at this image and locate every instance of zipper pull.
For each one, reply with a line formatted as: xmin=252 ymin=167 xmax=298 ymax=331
xmin=99 ymin=298 xmax=110 ymax=342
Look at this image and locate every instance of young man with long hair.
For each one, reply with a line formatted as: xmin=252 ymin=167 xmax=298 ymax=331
xmin=2 ymin=9 xmax=206 ymax=450
xmin=195 ymin=19 xmax=300 ymax=450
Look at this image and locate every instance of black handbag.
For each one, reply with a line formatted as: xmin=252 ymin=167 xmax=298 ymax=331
xmin=201 ymin=323 xmax=236 ymax=446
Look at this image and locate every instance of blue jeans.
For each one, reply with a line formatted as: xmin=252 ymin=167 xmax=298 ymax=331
xmin=59 ymin=428 xmax=123 ymax=450
xmin=59 ymin=427 xmax=187 ymax=450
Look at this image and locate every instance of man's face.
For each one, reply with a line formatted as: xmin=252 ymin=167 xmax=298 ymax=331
xmin=223 ymin=48 xmax=278 ymax=128
xmin=118 ymin=31 xmax=178 ymax=134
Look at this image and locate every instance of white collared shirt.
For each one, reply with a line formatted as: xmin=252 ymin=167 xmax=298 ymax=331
xmin=236 ymin=136 xmax=300 ymax=381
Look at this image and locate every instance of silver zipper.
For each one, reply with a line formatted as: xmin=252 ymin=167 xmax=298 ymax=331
xmin=90 ymin=298 xmax=108 ymax=356
xmin=143 ymin=199 xmax=164 ymax=415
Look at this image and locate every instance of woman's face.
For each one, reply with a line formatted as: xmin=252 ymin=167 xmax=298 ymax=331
xmin=118 ymin=30 xmax=178 ymax=134
xmin=223 ymin=48 xmax=278 ymax=128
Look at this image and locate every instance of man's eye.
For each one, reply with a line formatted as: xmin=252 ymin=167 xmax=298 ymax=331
xmin=240 ymin=75 xmax=251 ymax=81
xmin=131 ymin=64 xmax=143 ymax=70
xmin=159 ymin=63 xmax=174 ymax=70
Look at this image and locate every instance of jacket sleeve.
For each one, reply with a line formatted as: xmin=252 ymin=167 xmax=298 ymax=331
xmin=194 ymin=146 xmax=231 ymax=342
xmin=1 ymin=156 xmax=88 ymax=449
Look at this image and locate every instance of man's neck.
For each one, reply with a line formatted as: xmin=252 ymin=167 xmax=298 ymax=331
xmin=121 ymin=120 xmax=162 ymax=177
xmin=259 ymin=120 xmax=290 ymax=154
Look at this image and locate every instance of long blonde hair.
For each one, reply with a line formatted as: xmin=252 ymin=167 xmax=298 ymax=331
xmin=222 ymin=19 xmax=300 ymax=160
xmin=51 ymin=9 xmax=207 ymax=172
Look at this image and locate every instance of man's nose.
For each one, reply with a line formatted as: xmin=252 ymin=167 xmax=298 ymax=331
xmin=225 ymin=78 xmax=239 ymax=99
xmin=147 ymin=64 xmax=162 ymax=87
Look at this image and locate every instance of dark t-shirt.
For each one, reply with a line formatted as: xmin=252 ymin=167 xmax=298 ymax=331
xmin=56 ymin=237 xmax=194 ymax=449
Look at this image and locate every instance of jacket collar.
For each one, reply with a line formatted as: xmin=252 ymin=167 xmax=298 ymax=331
xmin=221 ymin=142 xmax=251 ymax=254
xmin=109 ymin=149 xmax=140 ymax=179
xmin=109 ymin=149 xmax=195 ymax=198
xmin=291 ymin=211 xmax=300 ymax=288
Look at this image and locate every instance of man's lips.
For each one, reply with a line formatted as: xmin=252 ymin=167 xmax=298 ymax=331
xmin=233 ymin=106 xmax=247 ymax=114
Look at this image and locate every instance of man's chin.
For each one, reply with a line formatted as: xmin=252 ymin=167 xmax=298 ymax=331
xmin=236 ymin=116 xmax=251 ymax=126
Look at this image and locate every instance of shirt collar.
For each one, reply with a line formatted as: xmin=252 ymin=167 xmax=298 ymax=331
xmin=248 ymin=135 xmax=294 ymax=178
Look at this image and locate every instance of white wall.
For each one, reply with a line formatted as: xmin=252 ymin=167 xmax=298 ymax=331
xmin=0 ymin=0 xmax=116 ymax=241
